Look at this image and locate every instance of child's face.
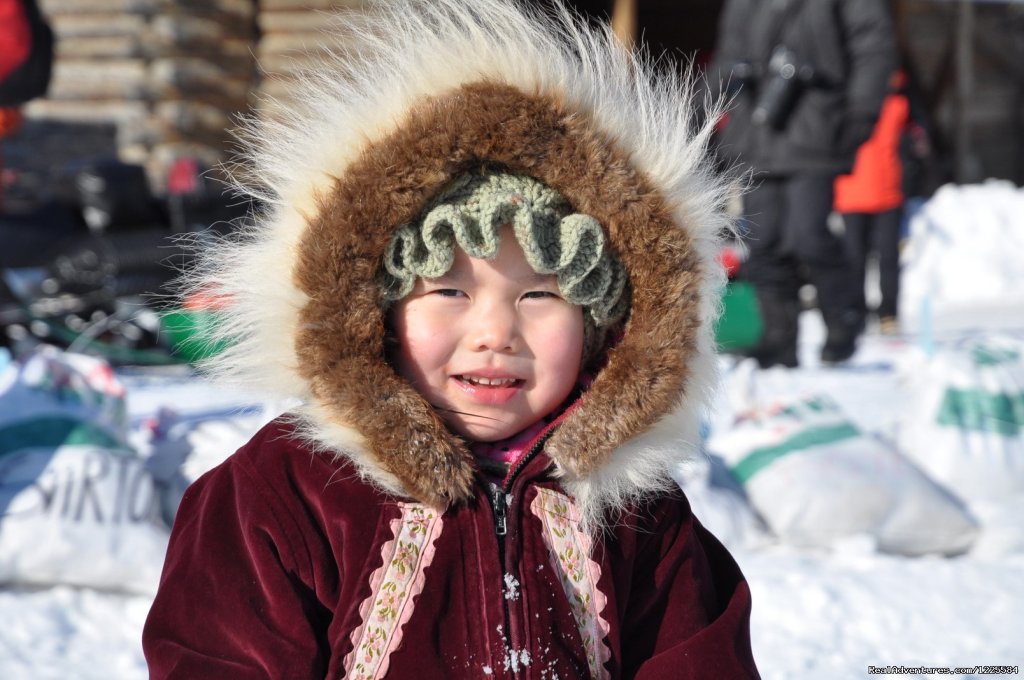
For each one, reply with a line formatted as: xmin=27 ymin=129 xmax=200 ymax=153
xmin=391 ymin=227 xmax=585 ymax=442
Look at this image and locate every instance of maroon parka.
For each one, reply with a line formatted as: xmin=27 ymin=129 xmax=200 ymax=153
xmin=144 ymin=418 xmax=758 ymax=679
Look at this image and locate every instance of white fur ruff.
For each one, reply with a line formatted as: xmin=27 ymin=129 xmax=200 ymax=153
xmin=185 ymin=0 xmax=735 ymax=522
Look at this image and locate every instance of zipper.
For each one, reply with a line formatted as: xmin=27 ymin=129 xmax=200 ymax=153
xmin=488 ymin=480 xmax=515 ymax=673
xmin=486 ymin=431 xmax=555 ymax=676
xmin=491 ymin=485 xmax=508 ymax=536
xmin=487 ymin=429 xmax=555 ymax=536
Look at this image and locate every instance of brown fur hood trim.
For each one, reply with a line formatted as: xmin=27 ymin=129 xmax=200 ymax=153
xmin=189 ymin=0 xmax=737 ymax=533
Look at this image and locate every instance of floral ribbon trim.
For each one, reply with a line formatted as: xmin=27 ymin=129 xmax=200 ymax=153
xmin=343 ymin=503 xmax=444 ymax=680
xmin=530 ymin=488 xmax=612 ymax=679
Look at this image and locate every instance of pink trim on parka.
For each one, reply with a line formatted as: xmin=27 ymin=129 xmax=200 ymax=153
xmin=530 ymin=488 xmax=612 ymax=679
xmin=343 ymin=503 xmax=444 ymax=679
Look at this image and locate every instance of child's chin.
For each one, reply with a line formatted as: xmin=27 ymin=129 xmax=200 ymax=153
xmin=448 ymin=419 xmax=521 ymax=443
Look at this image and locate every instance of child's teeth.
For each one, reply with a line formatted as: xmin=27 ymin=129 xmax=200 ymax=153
xmin=465 ymin=376 xmax=514 ymax=386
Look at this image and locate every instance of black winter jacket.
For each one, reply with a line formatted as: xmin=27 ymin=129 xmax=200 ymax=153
xmin=711 ymin=0 xmax=896 ymax=175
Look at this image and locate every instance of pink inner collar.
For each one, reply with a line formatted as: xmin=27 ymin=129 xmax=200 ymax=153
xmin=470 ymin=418 xmax=550 ymax=466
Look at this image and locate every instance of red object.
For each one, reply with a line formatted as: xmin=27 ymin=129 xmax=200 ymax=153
xmin=143 ymin=418 xmax=760 ymax=679
xmin=0 ymin=106 xmax=22 ymax=137
xmin=182 ymin=286 xmax=231 ymax=311
xmin=718 ymin=246 xmax=742 ymax=279
xmin=0 ymin=0 xmax=32 ymax=82
xmin=0 ymin=106 xmax=22 ymax=209
xmin=834 ymin=76 xmax=910 ymax=215
xmin=166 ymin=157 xmax=200 ymax=196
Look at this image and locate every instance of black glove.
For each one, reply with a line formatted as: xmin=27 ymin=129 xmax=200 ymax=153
xmin=838 ymin=116 xmax=877 ymax=157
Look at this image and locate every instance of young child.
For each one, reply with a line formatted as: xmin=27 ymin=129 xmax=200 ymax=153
xmin=143 ymin=1 xmax=760 ymax=678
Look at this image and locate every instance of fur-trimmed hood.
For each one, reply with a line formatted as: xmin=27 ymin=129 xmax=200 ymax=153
xmin=193 ymin=0 xmax=735 ymax=532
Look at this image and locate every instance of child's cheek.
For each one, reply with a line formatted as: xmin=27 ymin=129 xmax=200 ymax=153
xmin=530 ymin=309 xmax=585 ymax=366
xmin=392 ymin=302 xmax=455 ymax=383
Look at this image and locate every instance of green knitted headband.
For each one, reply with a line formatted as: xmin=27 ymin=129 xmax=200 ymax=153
xmin=380 ymin=171 xmax=629 ymax=330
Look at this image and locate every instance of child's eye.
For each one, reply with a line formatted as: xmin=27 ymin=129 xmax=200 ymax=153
xmin=522 ymin=291 xmax=560 ymax=300
xmin=433 ymin=289 xmax=466 ymax=298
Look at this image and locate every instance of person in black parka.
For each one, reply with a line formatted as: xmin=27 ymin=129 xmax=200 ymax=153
xmin=711 ymin=0 xmax=896 ymax=366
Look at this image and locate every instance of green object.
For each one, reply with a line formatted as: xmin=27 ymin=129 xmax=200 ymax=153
xmin=715 ymin=280 xmax=763 ymax=352
xmin=160 ymin=308 xmax=228 ymax=364
xmin=936 ymin=387 xmax=1024 ymax=437
xmin=0 ymin=417 xmax=132 ymax=459
xmin=971 ymin=345 xmax=1020 ymax=367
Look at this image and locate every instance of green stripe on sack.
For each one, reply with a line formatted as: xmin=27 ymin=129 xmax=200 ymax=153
xmin=0 ymin=417 xmax=127 ymax=458
xmin=731 ymin=423 xmax=861 ymax=483
xmin=936 ymin=388 xmax=1024 ymax=436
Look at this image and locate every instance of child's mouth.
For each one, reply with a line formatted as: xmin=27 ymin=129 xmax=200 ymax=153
xmin=452 ymin=374 xmax=524 ymax=405
xmin=455 ymin=375 xmax=523 ymax=388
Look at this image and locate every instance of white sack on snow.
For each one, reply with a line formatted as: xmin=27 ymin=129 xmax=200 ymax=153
xmin=0 ymin=346 xmax=168 ymax=594
xmin=898 ymin=334 xmax=1024 ymax=502
xmin=674 ymin=451 xmax=768 ymax=551
xmin=709 ymin=393 xmax=978 ymax=556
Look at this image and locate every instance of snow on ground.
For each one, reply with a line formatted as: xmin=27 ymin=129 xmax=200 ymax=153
xmin=0 ymin=587 xmax=151 ymax=680
xmin=2 ymin=182 xmax=1023 ymax=678
xmin=740 ymin=544 xmax=1022 ymax=679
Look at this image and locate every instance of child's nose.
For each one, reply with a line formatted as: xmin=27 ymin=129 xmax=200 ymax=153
xmin=468 ymin=303 xmax=520 ymax=352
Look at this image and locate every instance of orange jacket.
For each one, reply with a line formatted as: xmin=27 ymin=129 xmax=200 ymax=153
xmin=834 ymin=90 xmax=909 ymax=214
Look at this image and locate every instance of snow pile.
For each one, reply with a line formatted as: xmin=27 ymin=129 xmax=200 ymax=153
xmin=901 ymin=180 xmax=1024 ymax=325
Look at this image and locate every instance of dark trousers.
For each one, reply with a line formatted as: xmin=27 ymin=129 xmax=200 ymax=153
xmin=742 ymin=174 xmax=861 ymax=330
xmin=841 ymin=208 xmax=901 ymax=319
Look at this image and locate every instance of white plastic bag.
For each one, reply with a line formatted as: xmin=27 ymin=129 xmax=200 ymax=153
xmin=709 ymin=393 xmax=978 ymax=556
xmin=899 ymin=335 xmax=1024 ymax=501
xmin=0 ymin=346 xmax=168 ymax=594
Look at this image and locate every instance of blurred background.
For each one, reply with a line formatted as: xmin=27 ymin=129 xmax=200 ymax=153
xmin=3 ymin=0 xmax=1022 ymax=202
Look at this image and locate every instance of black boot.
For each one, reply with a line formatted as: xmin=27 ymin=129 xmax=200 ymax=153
xmin=748 ymin=289 xmax=800 ymax=369
xmin=820 ymin=307 xmax=863 ymax=364
xmin=808 ymin=263 xmax=865 ymax=365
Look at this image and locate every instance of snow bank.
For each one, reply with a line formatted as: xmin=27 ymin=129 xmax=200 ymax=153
xmin=901 ymin=181 xmax=1024 ymax=330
